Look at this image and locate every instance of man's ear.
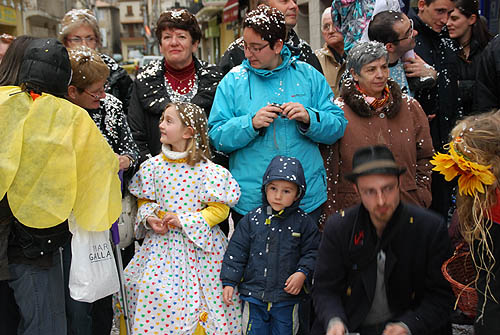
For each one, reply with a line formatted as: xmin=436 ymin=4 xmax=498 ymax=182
xmin=67 ymin=85 xmax=78 ymax=99
xmin=417 ymin=0 xmax=426 ymax=12
xmin=183 ymin=126 xmax=194 ymax=139
xmin=353 ymin=183 xmax=359 ymax=194
xmin=385 ymin=42 xmax=395 ymax=53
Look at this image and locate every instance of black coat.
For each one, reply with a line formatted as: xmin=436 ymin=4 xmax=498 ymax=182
xmin=87 ymin=93 xmax=139 ymax=170
xmin=220 ymin=156 xmax=320 ymax=303
xmin=408 ymin=10 xmax=459 ymax=150
xmin=127 ymin=57 xmax=222 ymax=164
xmin=101 ymin=53 xmax=133 ymax=112
xmin=218 ymin=29 xmax=323 ymax=76
xmin=454 ymin=39 xmax=486 ymax=118
xmin=474 ymin=35 xmax=500 ymax=114
xmin=0 ymin=197 xmax=12 ymax=280
xmin=312 ymin=203 xmax=453 ymax=335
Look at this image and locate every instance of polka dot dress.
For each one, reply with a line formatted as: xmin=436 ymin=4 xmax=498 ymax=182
xmin=126 ymin=153 xmax=242 ymax=335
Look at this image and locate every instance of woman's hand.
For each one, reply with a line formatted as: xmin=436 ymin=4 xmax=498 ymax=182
xmin=147 ymin=216 xmax=169 ymax=234
xmin=117 ymin=154 xmax=132 ymax=171
xmin=281 ymin=102 xmax=310 ymax=124
xmin=284 ymin=271 xmax=306 ymax=295
xmin=252 ymin=104 xmax=281 ymax=129
xmin=223 ymin=286 xmax=234 ymax=305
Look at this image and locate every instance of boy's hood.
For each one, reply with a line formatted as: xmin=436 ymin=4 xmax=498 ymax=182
xmin=261 ymin=156 xmax=306 ymax=216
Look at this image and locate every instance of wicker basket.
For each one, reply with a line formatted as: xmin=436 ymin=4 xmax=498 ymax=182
xmin=442 ymin=243 xmax=478 ymax=318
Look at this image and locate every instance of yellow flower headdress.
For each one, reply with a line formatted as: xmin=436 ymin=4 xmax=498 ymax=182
xmin=430 ymin=138 xmax=496 ymax=196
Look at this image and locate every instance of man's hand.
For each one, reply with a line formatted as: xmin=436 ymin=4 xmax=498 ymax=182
xmin=281 ymin=102 xmax=310 ymax=124
xmin=383 ymin=323 xmax=409 ymax=335
xmin=222 ymin=286 xmax=234 ymax=305
xmin=404 ymin=54 xmax=437 ymax=80
xmin=252 ymin=104 xmax=281 ymax=129
xmin=326 ymin=320 xmax=346 ymax=335
xmin=147 ymin=216 xmax=169 ymax=234
xmin=284 ymin=271 xmax=306 ymax=295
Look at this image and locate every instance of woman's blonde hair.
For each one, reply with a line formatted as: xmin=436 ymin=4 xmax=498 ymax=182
xmin=60 ymin=9 xmax=101 ymax=47
xmin=68 ymin=46 xmax=109 ymax=90
xmin=453 ymin=110 xmax=500 ymax=318
xmin=161 ymin=102 xmax=211 ymax=165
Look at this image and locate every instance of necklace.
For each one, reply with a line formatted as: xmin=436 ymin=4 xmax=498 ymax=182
xmin=164 ymin=73 xmax=198 ymax=102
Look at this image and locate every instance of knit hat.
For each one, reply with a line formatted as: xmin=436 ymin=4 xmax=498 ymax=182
xmin=18 ymin=38 xmax=72 ymax=97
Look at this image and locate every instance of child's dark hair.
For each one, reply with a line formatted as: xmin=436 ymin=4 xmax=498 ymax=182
xmin=243 ymin=5 xmax=286 ymax=50
xmin=160 ymin=102 xmax=211 ymax=165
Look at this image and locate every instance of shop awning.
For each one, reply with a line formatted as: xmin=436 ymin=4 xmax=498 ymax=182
xmin=222 ymin=0 xmax=238 ymax=23
xmin=196 ymin=4 xmax=225 ymax=23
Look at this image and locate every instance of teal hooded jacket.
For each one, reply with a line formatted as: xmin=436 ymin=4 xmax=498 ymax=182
xmin=208 ymin=46 xmax=347 ymax=215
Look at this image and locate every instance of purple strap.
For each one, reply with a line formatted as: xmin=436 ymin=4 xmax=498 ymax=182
xmin=111 ymin=170 xmax=124 ymax=245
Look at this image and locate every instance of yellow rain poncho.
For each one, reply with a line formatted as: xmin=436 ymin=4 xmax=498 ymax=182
xmin=0 ymin=86 xmax=121 ymax=231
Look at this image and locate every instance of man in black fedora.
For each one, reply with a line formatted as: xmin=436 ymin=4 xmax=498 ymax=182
xmin=312 ymin=145 xmax=453 ymax=335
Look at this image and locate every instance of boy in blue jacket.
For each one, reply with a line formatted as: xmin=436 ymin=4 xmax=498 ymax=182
xmin=221 ymin=156 xmax=320 ymax=334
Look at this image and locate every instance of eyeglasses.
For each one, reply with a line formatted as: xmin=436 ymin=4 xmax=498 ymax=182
xmin=322 ymin=23 xmax=339 ymax=32
xmin=391 ymin=19 xmax=414 ymax=43
xmin=82 ymin=86 xmax=106 ymax=100
xmin=243 ymin=42 xmax=270 ymax=54
xmin=358 ymin=183 xmax=398 ymax=199
xmin=67 ymin=36 xmax=98 ymax=45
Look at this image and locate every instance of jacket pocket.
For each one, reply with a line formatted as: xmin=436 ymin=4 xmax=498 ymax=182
xmin=11 ymin=219 xmax=71 ymax=259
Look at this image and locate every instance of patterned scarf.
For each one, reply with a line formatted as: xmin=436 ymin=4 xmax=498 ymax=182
xmin=355 ymin=83 xmax=390 ymax=110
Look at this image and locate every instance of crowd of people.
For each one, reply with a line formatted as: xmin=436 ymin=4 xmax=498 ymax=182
xmin=0 ymin=0 xmax=499 ymax=335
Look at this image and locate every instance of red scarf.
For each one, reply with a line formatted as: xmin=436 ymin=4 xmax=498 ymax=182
xmin=164 ymin=60 xmax=195 ymax=94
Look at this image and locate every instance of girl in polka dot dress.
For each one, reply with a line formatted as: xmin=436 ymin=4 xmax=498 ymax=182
xmin=125 ymin=102 xmax=242 ymax=335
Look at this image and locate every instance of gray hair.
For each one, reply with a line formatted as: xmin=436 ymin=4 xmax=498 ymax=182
xmin=346 ymin=41 xmax=388 ymax=75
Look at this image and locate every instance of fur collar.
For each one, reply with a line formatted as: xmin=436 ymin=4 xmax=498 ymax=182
xmin=340 ymin=77 xmax=402 ymax=119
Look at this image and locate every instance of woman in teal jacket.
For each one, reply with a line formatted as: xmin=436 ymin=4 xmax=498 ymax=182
xmin=208 ymin=5 xmax=347 ymax=221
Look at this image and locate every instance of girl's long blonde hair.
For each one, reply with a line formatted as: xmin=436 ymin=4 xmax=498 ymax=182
xmin=161 ymin=102 xmax=211 ymax=165
xmin=453 ymin=110 xmax=500 ymax=319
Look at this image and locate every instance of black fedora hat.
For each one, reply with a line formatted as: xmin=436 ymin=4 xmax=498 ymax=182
xmin=345 ymin=145 xmax=406 ymax=183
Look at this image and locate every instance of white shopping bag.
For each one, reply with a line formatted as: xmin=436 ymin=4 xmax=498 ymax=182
xmin=68 ymin=217 xmax=120 ymax=303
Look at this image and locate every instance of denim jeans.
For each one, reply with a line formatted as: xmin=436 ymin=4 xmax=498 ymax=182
xmin=242 ymin=300 xmax=299 ymax=335
xmin=8 ymin=251 xmax=66 ymax=335
xmin=62 ymin=240 xmax=93 ymax=335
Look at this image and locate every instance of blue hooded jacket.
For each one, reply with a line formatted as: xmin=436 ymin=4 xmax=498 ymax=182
xmin=220 ymin=156 xmax=320 ymax=303
xmin=208 ymin=46 xmax=347 ymax=215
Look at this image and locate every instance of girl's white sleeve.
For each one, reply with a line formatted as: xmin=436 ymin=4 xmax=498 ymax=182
xmin=178 ymin=162 xmax=241 ymax=251
xmin=128 ymin=158 xmax=161 ymax=236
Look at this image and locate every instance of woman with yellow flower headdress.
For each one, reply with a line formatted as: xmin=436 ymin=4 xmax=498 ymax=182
xmin=431 ymin=110 xmax=500 ymax=334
